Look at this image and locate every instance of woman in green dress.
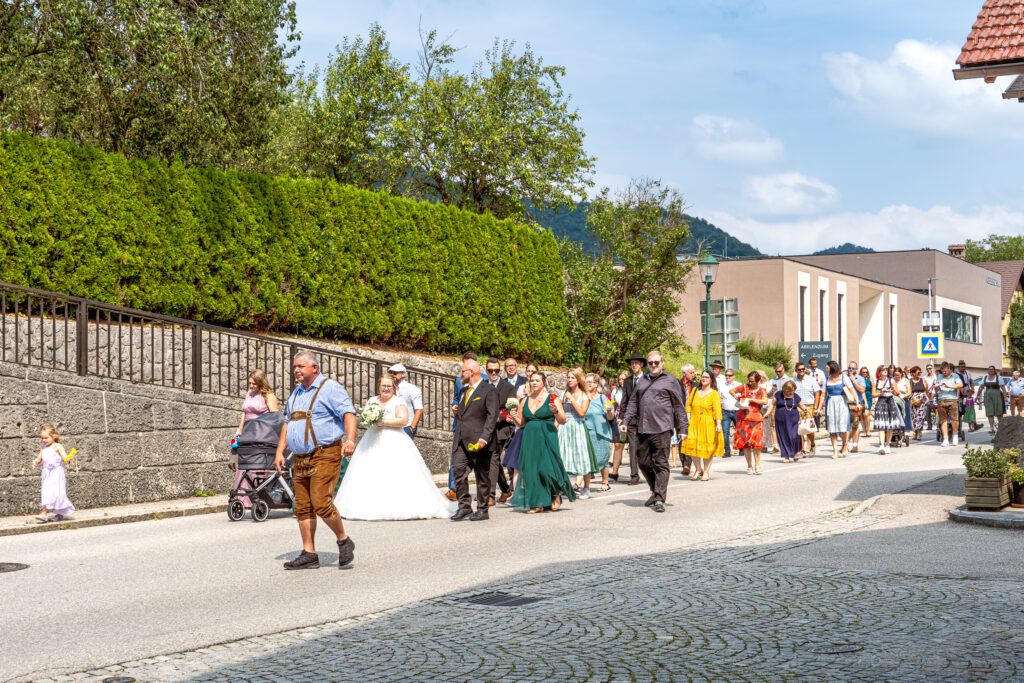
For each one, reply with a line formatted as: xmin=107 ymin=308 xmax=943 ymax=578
xmin=510 ymin=371 xmax=576 ymax=514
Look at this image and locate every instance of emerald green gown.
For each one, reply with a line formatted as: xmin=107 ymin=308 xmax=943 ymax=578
xmin=510 ymin=394 xmax=576 ymax=510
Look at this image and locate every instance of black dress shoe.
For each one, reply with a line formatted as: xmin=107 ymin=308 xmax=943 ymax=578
xmin=451 ymin=509 xmax=472 ymax=521
xmin=644 ymin=495 xmax=657 ymax=507
xmin=653 ymin=502 xmax=666 ymax=513
xmin=722 ymin=453 xmax=732 ymax=458
xmin=337 ymin=537 xmax=355 ymax=568
xmin=628 ymin=477 xmax=642 ymax=486
xmin=469 ymin=510 xmax=489 ymax=521
xmin=609 ymin=473 xmax=619 ymax=482
xmin=283 ymin=551 xmax=320 ymax=570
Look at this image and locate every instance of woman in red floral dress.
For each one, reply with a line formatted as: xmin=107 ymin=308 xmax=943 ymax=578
xmin=731 ymin=371 xmax=769 ymax=475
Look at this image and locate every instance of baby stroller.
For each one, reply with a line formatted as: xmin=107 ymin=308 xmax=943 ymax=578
xmin=228 ymin=412 xmax=294 ymax=522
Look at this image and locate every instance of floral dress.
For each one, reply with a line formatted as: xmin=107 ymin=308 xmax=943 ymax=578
xmin=733 ymin=385 xmax=766 ymax=451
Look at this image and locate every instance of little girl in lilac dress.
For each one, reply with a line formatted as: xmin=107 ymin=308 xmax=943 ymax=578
xmin=32 ymin=424 xmax=75 ymax=522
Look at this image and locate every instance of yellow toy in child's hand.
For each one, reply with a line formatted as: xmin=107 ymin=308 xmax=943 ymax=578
xmin=63 ymin=448 xmax=77 ymax=462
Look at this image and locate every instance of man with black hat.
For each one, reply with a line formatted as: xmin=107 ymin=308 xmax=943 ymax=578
xmin=616 ymin=353 xmax=647 ymax=485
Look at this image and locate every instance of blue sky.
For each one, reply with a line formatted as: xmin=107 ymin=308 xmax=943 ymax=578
xmin=289 ymin=1 xmax=1024 ymax=254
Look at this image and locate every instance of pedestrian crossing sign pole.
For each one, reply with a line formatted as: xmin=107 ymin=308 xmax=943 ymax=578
xmin=917 ymin=333 xmax=943 ymax=359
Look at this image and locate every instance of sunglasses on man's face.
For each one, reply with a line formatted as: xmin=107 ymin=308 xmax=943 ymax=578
xmin=487 ymin=367 xmax=500 ymax=374
xmin=725 ymin=373 xmax=734 ymax=377
xmin=648 ymin=360 xmax=662 ymax=366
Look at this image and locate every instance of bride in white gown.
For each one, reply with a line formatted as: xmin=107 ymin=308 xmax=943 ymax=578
xmin=335 ymin=375 xmax=457 ymax=521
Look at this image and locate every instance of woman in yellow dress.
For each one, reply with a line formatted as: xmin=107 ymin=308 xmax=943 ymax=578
xmin=686 ymin=370 xmax=724 ymax=481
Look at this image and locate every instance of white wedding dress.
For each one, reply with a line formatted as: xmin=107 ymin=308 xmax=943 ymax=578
xmin=335 ymin=396 xmax=457 ymax=521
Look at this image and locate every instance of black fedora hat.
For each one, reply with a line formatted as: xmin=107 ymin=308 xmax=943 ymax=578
xmin=626 ymin=353 xmax=647 ymax=364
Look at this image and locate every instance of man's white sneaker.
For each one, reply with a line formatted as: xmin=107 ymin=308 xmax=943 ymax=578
xmin=940 ymin=439 xmax=949 ymax=447
xmin=952 ymin=435 xmax=959 ymax=446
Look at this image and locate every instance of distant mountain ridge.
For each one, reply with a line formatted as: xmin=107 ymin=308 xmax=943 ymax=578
xmin=531 ymin=202 xmax=763 ymax=257
xmin=811 ymin=242 xmax=875 ymax=255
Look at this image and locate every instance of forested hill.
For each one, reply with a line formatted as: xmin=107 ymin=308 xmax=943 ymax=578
xmin=811 ymin=242 xmax=874 ymax=255
xmin=531 ymin=203 xmax=763 ymax=257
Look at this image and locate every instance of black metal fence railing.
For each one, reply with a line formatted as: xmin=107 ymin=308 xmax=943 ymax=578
xmin=0 ymin=282 xmax=455 ymax=430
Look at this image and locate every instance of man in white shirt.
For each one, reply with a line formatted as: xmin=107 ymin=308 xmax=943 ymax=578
xmin=793 ymin=362 xmax=822 ymax=453
xmin=807 ymin=358 xmax=826 ymax=387
xmin=716 ymin=362 xmax=742 ymax=458
xmin=390 ymin=363 xmax=423 ymax=438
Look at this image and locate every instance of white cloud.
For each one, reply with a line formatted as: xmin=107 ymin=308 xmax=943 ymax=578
xmin=824 ymin=39 xmax=1024 ymax=139
xmin=703 ymin=204 xmax=1024 ymax=254
xmin=745 ymin=171 xmax=839 ymax=215
xmin=691 ymin=114 xmax=784 ymax=164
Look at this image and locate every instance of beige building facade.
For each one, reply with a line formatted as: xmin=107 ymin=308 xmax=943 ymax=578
xmin=674 ymin=250 xmax=1002 ymax=375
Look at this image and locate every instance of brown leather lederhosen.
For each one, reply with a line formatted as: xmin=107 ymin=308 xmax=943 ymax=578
xmin=288 ymin=380 xmax=342 ymax=479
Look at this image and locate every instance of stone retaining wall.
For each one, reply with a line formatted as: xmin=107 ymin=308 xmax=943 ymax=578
xmin=0 ymin=360 xmax=455 ymax=516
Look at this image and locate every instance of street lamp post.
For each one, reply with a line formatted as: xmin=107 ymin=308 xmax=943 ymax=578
xmin=698 ymin=255 xmax=720 ymax=371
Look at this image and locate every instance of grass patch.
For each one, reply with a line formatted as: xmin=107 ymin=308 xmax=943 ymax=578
xmin=660 ymin=345 xmax=773 ymax=379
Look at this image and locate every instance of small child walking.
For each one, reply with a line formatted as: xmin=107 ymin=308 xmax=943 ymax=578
xmin=32 ymin=424 xmax=75 ymax=522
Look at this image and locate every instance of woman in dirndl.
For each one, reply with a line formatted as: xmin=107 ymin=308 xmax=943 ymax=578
xmin=872 ymin=367 xmax=902 ymax=454
xmin=823 ymin=361 xmax=854 ymax=458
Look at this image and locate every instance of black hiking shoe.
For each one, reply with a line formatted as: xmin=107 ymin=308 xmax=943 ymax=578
xmin=338 ymin=537 xmax=356 ymax=568
xmin=283 ymin=550 xmax=320 ymax=570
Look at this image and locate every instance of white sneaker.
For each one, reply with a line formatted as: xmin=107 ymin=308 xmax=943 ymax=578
xmin=940 ymin=439 xmax=949 ymax=447
xmin=952 ymin=435 xmax=959 ymax=446
xmin=851 ymin=444 xmax=858 ymax=453
xmin=579 ymin=488 xmax=591 ymax=499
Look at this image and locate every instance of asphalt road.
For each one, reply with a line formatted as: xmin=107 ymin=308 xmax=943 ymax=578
xmin=1 ymin=434 xmax=980 ymax=682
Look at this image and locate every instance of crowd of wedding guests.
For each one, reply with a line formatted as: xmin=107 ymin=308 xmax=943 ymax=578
xmin=434 ymin=352 xmax=1016 ymax=515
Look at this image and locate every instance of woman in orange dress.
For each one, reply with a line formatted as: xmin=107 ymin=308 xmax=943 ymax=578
xmin=731 ymin=370 xmax=768 ymax=475
xmin=685 ymin=370 xmax=724 ymax=481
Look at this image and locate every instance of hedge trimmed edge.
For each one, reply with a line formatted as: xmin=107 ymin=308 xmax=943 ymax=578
xmin=0 ymin=132 xmax=568 ymax=362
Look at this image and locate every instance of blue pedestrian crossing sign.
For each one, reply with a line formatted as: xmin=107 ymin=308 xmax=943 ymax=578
xmin=917 ymin=333 xmax=943 ymax=359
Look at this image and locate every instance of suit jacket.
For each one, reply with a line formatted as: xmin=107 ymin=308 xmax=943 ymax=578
xmin=452 ymin=380 xmax=499 ymax=453
xmin=490 ymin=379 xmax=519 ymax=444
xmin=618 ymin=372 xmax=645 ymax=427
xmin=504 ymin=374 xmax=528 ymax=394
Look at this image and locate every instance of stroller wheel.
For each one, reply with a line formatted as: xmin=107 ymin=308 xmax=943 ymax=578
xmin=252 ymin=499 xmax=270 ymax=522
xmin=227 ymin=499 xmax=245 ymax=521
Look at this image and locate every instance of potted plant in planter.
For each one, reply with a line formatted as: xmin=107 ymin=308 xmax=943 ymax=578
xmin=1011 ymin=466 xmax=1024 ymax=508
xmin=962 ymin=448 xmax=1019 ymax=510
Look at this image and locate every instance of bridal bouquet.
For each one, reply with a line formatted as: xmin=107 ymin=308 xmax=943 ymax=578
xmin=358 ymin=401 xmax=385 ymax=427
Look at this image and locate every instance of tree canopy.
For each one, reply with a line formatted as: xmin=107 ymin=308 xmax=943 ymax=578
xmin=1 ymin=0 xmax=299 ymax=170
xmin=1008 ymin=298 xmax=1024 ymax=370
xmin=559 ymin=178 xmax=694 ymax=373
xmin=965 ymin=234 xmax=1024 ymax=263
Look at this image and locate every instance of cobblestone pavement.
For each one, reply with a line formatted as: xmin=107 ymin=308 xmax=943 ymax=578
xmin=42 ymin=500 xmax=1024 ymax=683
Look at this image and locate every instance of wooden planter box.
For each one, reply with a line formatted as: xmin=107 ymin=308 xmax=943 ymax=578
xmin=965 ymin=476 xmax=1011 ymax=510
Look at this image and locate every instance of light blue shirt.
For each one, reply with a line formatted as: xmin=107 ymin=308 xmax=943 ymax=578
xmin=284 ymin=374 xmax=356 ymax=454
xmin=1009 ymin=377 xmax=1024 ymax=397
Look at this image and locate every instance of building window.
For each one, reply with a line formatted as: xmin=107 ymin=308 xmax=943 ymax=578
xmin=799 ymin=285 xmax=807 ymax=342
xmin=837 ymin=293 xmax=844 ymax=366
xmin=1004 ymin=334 xmax=1008 ymax=356
xmin=819 ymin=290 xmax=826 ymax=341
xmin=942 ymin=309 xmax=978 ymax=343
xmin=889 ymin=304 xmax=896 ymax=362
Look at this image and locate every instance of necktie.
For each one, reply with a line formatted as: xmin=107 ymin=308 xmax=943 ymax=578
xmin=463 ymin=385 xmax=473 ymax=406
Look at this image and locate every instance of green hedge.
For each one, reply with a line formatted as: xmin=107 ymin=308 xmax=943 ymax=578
xmin=0 ymin=132 xmax=568 ymax=361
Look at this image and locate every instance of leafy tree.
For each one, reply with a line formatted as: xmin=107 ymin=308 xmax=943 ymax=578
xmin=559 ymin=178 xmax=694 ymax=373
xmin=1008 ymin=298 xmax=1024 ymax=370
xmin=0 ymin=0 xmax=299 ymax=169
xmin=269 ymin=24 xmax=412 ymax=187
xmin=965 ymin=234 xmax=1024 ymax=263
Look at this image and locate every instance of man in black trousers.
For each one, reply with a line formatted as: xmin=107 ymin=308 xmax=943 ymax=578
xmin=484 ymin=357 xmax=516 ymax=505
xmin=451 ymin=358 xmax=499 ymax=521
xmin=619 ymin=350 xmax=688 ymax=513
xmin=617 ymin=353 xmax=647 ymax=485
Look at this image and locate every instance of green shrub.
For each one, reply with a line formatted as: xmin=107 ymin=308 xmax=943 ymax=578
xmin=962 ymin=447 xmax=1019 ymax=479
xmin=0 ymin=132 xmax=568 ymax=361
xmin=736 ymin=335 xmax=793 ymax=372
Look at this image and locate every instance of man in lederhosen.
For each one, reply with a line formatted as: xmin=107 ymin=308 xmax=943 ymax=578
xmin=275 ymin=351 xmax=358 ymax=570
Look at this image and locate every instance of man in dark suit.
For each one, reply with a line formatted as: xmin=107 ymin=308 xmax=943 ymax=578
xmin=484 ymin=357 xmax=516 ymax=505
xmin=503 ymin=357 xmax=528 ymax=395
xmin=451 ymin=358 xmax=499 ymax=521
xmin=617 ymin=353 xmax=647 ymax=485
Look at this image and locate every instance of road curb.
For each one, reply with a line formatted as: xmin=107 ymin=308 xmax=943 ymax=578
xmin=0 ymin=498 xmax=229 ymax=537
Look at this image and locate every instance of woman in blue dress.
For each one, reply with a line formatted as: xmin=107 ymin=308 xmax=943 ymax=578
xmin=559 ymin=369 xmax=600 ymax=499
xmin=823 ymin=360 xmax=855 ymax=459
xmin=583 ymin=373 xmax=616 ymax=492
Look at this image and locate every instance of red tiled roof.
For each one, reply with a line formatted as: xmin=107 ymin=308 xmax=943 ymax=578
xmin=982 ymin=260 xmax=1024 ymax=316
xmin=957 ymin=1 xmax=1024 ymax=68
